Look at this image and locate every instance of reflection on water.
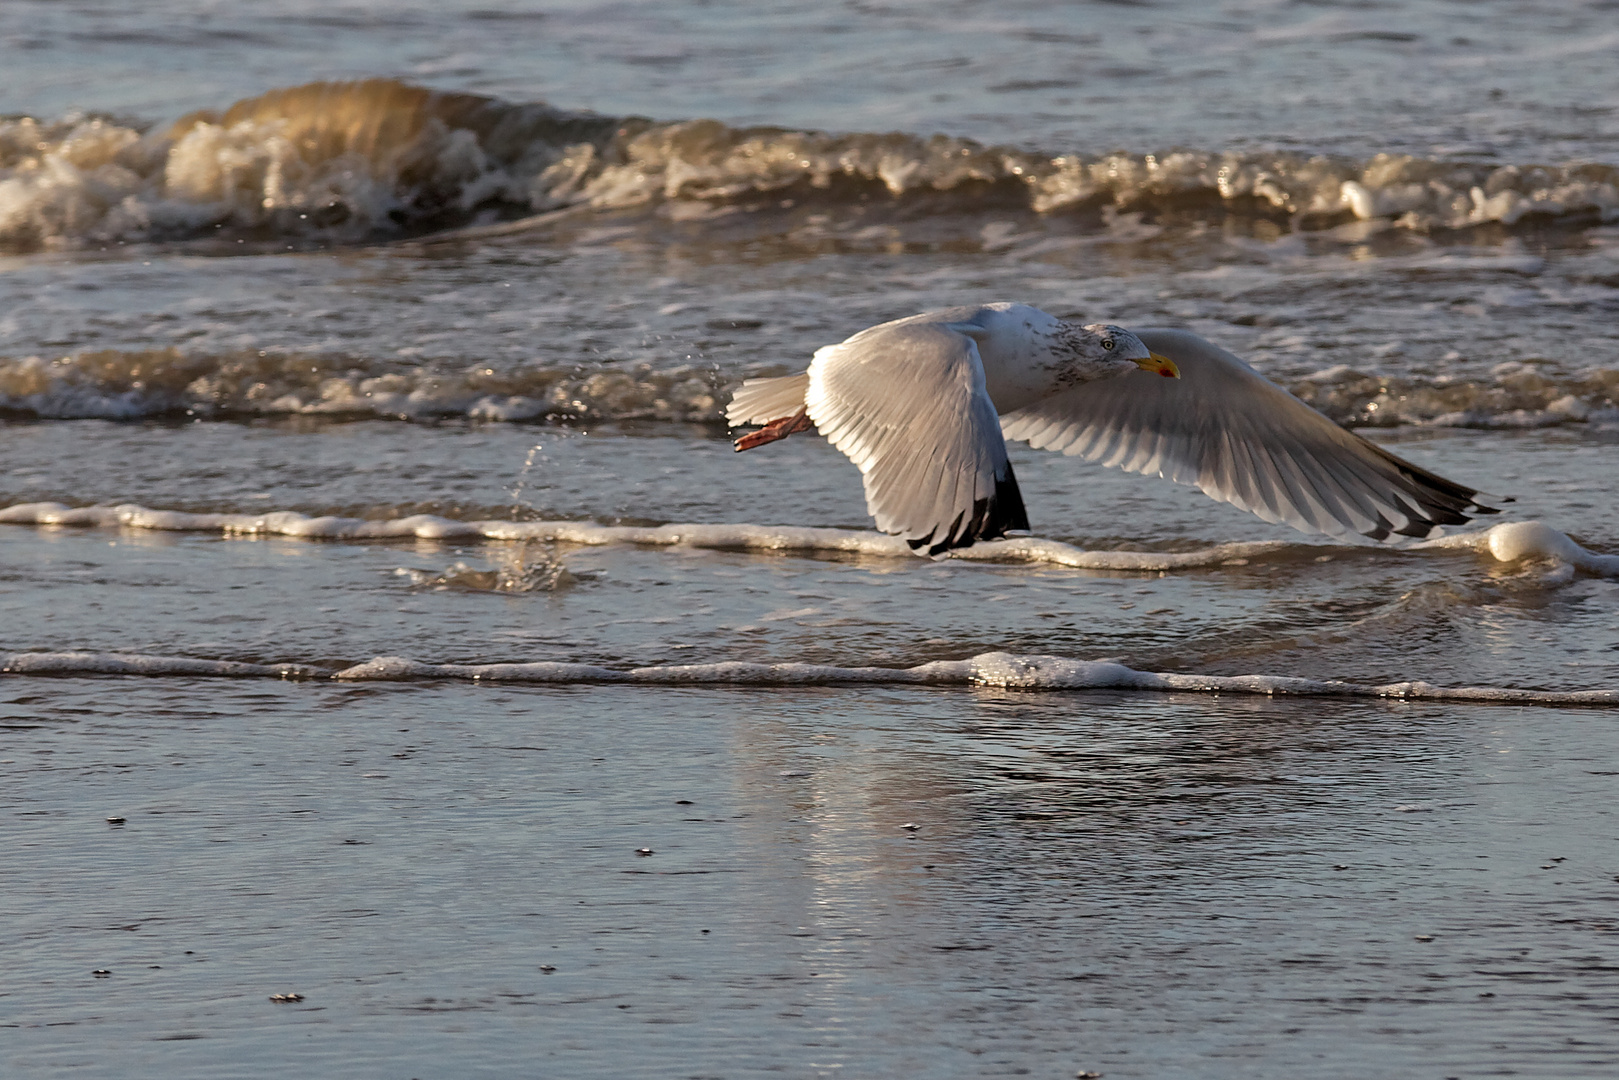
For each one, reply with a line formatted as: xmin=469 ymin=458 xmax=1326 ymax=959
xmin=6 ymin=680 xmax=1619 ymax=1077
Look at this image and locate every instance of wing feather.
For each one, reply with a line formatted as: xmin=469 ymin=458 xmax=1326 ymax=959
xmin=806 ymin=321 xmax=1028 ymax=555
xmin=999 ymin=327 xmax=1498 ymax=541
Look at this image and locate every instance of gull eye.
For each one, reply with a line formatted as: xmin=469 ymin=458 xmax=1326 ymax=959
xmin=1101 ymin=338 xmax=1115 ymax=351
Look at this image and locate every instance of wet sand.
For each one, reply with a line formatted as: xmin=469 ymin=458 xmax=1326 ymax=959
xmin=7 ymin=679 xmax=1619 ymax=1078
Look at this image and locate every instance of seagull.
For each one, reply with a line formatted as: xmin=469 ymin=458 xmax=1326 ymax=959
xmin=727 ymin=302 xmax=1499 ymax=556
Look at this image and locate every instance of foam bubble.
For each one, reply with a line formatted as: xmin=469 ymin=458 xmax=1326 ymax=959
xmin=1419 ymin=520 xmax=1619 ymax=575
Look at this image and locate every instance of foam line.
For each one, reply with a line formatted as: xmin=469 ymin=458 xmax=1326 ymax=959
xmin=0 ymin=651 xmax=321 ymax=678
xmin=0 ymin=501 xmax=1286 ymax=570
xmin=4 ymin=649 xmax=1615 ymax=706
xmin=957 ymin=535 xmax=1289 ymax=570
xmin=5 ymin=500 xmax=1614 ymax=575
xmin=335 ymin=652 xmax=1619 ymax=705
xmin=3 ymin=345 xmax=1616 ymax=426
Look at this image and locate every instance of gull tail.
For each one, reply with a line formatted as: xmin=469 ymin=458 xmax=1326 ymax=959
xmin=727 ymin=373 xmax=811 ymax=428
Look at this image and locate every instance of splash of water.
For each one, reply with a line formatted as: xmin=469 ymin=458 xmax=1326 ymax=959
xmin=396 ymin=542 xmax=583 ymax=593
xmin=509 ymin=442 xmax=545 ymax=521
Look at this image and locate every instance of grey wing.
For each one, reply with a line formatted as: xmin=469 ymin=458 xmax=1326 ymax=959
xmin=999 ymin=328 xmax=1498 ymax=541
xmin=806 ymin=321 xmax=1029 ymax=556
xmin=727 ymin=372 xmax=810 ymax=426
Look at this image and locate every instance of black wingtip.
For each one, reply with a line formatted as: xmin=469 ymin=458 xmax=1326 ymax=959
xmin=908 ymin=462 xmax=1033 ymax=557
xmin=1364 ymin=440 xmax=1513 ymax=539
xmin=994 ymin=462 xmax=1032 ymax=535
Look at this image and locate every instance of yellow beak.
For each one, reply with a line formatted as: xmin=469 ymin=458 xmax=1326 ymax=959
xmin=1134 ymin=352 xmax=1181 ymax=379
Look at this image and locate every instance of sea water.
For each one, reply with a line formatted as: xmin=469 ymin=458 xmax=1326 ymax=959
xmin=4 ymin=2 xmax=1619 ymax=1076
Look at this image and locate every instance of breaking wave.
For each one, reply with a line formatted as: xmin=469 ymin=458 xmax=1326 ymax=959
xmin=4 ymin=346 xmax=1619 ymax=428
xmin=1290 ymin=362 xmax=1619 ymax=430
xmin=2 ymin=647 xmax=1615 ymax=707
xmin=3 ymin=500 xmax=1615 ymax=578
xmin=4 ymin=78 xmax=1617 ymax=253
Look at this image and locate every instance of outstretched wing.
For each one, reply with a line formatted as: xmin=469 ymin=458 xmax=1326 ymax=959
xmin=999 ymin=328 xmax=1498 ymax=541
xmin=807 ymin=320 xmax=1028 ymax=556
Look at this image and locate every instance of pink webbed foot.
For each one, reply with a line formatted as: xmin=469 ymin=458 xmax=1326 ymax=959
xmin=733 ymin=408 xmax=814 ymax=452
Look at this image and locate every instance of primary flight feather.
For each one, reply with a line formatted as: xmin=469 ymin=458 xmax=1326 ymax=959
xmin=727 ymin=303 xmax=1499 ymax=556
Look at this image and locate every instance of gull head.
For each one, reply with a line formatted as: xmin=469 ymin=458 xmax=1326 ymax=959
xmin=1079 ymin=324 xmax=1181 ymax=380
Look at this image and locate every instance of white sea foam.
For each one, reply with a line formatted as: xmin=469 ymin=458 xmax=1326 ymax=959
xmin=4 ymin=500 xmax=1612 ymax=577
xmin=2 ymin=343 xmax=1613 ymax=427
xmin=1416 ymin=520 xmax=1619 ymax=575
xmin=4 ymin=79 xmax=1617 ymax=253
xmin=0 ymin=651 xmax=320 ymax=678
xmin=3 ymin=648 xmax=1614 ymax=707
xmin=0 ymin=350 xmax=725 ymax=424
xmin=1287 ymin=367 xmax=1619 ymax=431
xmin=6 ymin=501 xmax=1612 ymax=579
xmin=0 ymin=499 xmax=1287 ymax=570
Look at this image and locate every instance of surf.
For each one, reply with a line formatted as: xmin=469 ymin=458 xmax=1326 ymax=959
xmin=4 ymin=79 xmax=1616 ymax=254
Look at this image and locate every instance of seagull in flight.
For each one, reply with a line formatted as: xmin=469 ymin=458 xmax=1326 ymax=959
xmin=727 ymin=302 xmax=1499 ymax=556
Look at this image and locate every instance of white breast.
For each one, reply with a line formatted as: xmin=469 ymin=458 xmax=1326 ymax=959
xmin=951 ymin=304 xmax=1067 ymax=414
